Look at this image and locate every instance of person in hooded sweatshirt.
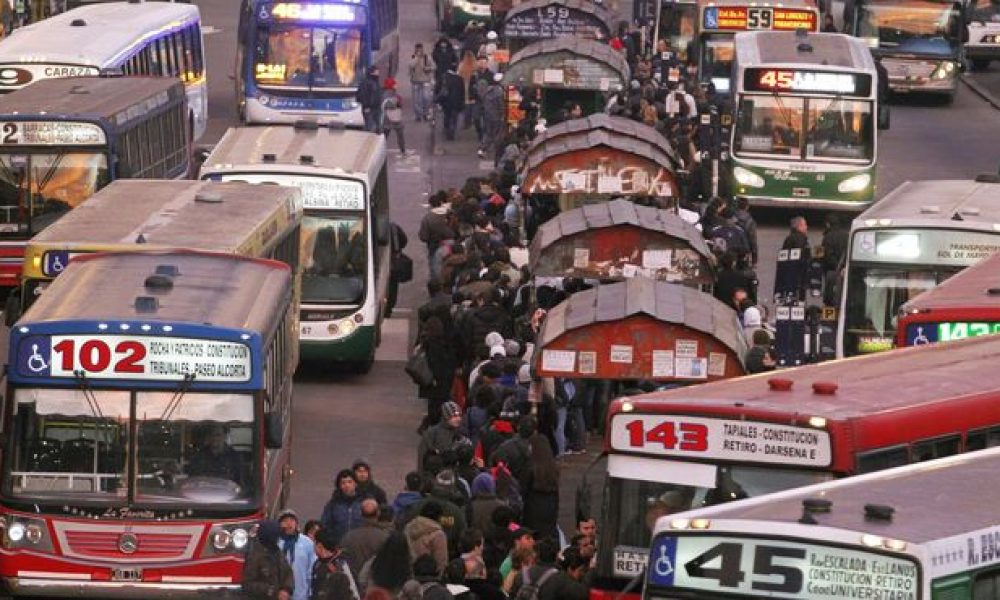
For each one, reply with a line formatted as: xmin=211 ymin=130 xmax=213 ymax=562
xmin=392 ymin=471 xmax=426 ymax=526
xmin=310 ymin=528 xmax=358 ymax=600
xmin=467 ymin=472 xmax=506 ymax=537
xmin=321 ymin=469 xmax=365 ymax=545
xmin=404 ymin=501 xmax=450 ymax=577
xmin=243 ymin=519 xmax=295 ymax=600
xmin=278 ymin=509 xmax=317 ymax=600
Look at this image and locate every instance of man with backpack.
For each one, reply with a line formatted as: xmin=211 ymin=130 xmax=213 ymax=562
xmin=507 ymin=538 xmax=587 ymax=600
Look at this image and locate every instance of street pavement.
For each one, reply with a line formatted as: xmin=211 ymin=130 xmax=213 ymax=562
xmin=190 ymin=0 xmax=1000 ymax=532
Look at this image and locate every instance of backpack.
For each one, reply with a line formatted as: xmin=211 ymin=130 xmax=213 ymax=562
xmin=514 ymin=567 xmax=558 ymax=600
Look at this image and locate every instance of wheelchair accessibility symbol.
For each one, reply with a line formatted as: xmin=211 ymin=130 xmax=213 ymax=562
xmin=17 ymin=336 xmax=51 ymax=377
xmin=41 ymin=250 xmax=70 ymax=277
xmin=27 ymin=344 xmax=48 ymax=373
xmin=648 ymin=537 xmax=678 ymax=586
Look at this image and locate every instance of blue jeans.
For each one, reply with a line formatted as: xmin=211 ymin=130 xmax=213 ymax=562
xmin=555 ymin=406 xmax=568 ymax=455
xmin=412 ymin=82 xmax=430 ymax=119
xmin=555 ymin=405 xmax=586 ymax=454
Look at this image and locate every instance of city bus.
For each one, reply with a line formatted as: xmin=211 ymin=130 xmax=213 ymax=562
xmin=848 ymin=0 xmax=966 ymax=100
xmin=837 ymin=177 xmax=1000 ymax=357
xmin=200 ymin=125 xmax=391 ymax=372
xmin=644 ymin=446 xmax=1000 ymax=600
xmin=0 ymin=76 xmax=191 ymax=290
xmin=0 ymin=1 xmax=207 ymax=140
xmin=8 ymin=180 xmax=302 ymax=324
xmin=896 ymin=250 xmax=1000 ymax=347
xmin=235 ymin=0 xmax=400 ymax=125
xmin=694 ymin=0 xmax=819 ymax=93
xmin=1 ymin=250 xmax=296 ymax=597
xmin=588 ymin=332 xmax=1000 ymax=600
xmin=729 ymin=30 xmax=886 ymax=210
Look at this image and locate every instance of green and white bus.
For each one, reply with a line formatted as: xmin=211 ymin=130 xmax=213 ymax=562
xmin=644 ymin=445 xmax=1000 ymax=600
xmin=200 ymin=124 xmax=392 ymax=372
xmin=729 ymin=30 xmax=887 ymax=210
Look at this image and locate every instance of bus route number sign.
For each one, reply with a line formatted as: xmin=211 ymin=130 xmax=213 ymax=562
xmin=744 ymin=68 xmax=872 ymax=96
xmin=17 ymin=334 xmax=252 ymax=382
xmin=648 ymin=535 xmax=918 ymax=599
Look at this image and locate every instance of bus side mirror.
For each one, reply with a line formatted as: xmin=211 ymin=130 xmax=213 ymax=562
xmin=4 ymin=292 xmax=20 ymax=327
xmin=376 ymin=221 xmax=391 ymax=246
xmin=877 ymin=105 xmax=890 ymax=130
xmin=264 ymin=412 xmax=283 ymax=449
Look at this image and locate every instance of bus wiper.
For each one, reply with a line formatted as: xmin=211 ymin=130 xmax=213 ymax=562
xmin=72 ymin=370 xmax=105 ymax=420
xmin=159 ymin=373 xmax=197 ymax=422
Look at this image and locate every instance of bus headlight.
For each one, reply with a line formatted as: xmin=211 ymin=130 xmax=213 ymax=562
xmin=211 ymin=529 xmax=232 ymax=550
xmin=838 ymin=173 xmax=871 ymax=193
xmin=232 ymin=528 xmax=249 ymax=550
xmin=25 ymin=525 xmax=43 ymax=544
xmin=7 ymin=523 xmax=24 ymax=543
xmin=733 ymin=166 xmax=765 ymax=188
xmin=932 ymin=61 xmax=956 ymax=79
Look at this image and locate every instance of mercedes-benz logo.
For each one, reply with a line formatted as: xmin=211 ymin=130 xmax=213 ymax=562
xmin=118 ymin=532 xmax=139 ymax=555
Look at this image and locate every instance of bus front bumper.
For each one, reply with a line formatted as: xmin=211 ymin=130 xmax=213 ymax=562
xmin=737 ymin=194 xmax=873 ymax=212
xmin=5 ymin=577 xmax=242 ymax=599
xmin=245 ymin=98 xmax=364 ymax=127
xmin=300 ymin=325 xmax=376 ymax=362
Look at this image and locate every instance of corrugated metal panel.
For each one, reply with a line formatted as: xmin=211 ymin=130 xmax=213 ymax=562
xmin=506 ymin=37 xmax=630 ymax=81
xmin=531 ymin=114 xmax=678 ymax=163
xmin=582 ymin=202 xmax=614 ymax=228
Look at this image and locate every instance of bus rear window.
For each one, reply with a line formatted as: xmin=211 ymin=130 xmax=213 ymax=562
xmin=857 ymin=446 xmax=908 ymax=473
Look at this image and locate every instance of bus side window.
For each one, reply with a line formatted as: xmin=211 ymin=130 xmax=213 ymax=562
xmin=912 ymin=434 xmax=960 ymax=462
xmin=856 ymin=446 xmax=908 ymax=473
xmin=192 ymin=23 xmax=205 ymax=77
xmin=966 ymin=427 xmax=1000 ymax=451
xmin=974 ymin=568 xmax=1000 ymax=600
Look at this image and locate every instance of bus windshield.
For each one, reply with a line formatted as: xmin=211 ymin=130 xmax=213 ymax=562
xmin=0 ymin=152 xmax=110 ymax=228
xmin=700 ymin=34 xmax=735 ymax=92
xmin=255 ymin=25 xmax=364 ymax=90
xmin=606 ymin=467 xmax=833 ymax=550
xmin=302 ymin=213 xmax=367 ymax=305
xmin=7 ymin=388 xmax=258 ymax=507
xmin=661 ymin=2 xmax=698 ymax=61
xmin=735 ymin=95 xmax=873 ymax=162
xmin=842 ymin=264 xmax=960 ymax=356
xmin=857 ymin=0 xmax=963 ymax=48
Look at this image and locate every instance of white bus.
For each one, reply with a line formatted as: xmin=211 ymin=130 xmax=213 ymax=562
xmin=644 ymin=445 xmax=1000 ymax=600
xmin=837 ymin=177 xmax=1000 ymax=358
xmin=0 ymin=1 xmax=207 ymax=140
xmin=200 ymin=124 xmax=394 ymax=373
xmin=729 ymin=31 xmax=886 ymax=210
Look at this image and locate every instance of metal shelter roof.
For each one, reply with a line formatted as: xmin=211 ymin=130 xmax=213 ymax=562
xmin=529 ymin=199 xmax=712 ymax=271
xmin=504 ymin=0 xmax=616 ymax=33
xmin=504 ymin=37 xmax=630 ymax=85
xmin=538 ymin=278 xmax=748 ymax=360
xmin=522 ymin=114 xmax=679 ymax=176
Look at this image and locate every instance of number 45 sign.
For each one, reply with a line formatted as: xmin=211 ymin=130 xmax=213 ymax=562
xmin=648 ymin=535 xmax=918 ymax=599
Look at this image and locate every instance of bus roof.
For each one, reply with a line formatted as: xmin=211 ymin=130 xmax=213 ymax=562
xmin=203 ymin=126 xmax=386 ymax=185
xmin=657 ymin=445 xmax=1000 ymax=545
xmin=614 ymin=332 xmax=1000 ymax=422
xmin=29 ymin=180 xmax=300 ymax=253
xmin=0 ymin=1 xmax=199 ymax=67
xmin=900 ymin=251 xmax=1000 ymax=315
xmin=23 ymin=250 xmax=290 ymax=332
xmin=0 ymin=76 xmax=182 ymax=122
xmin=734 ymin=30 xmax=874 ymax=71
xmin=853 ymin=179 xmax=1000 ymax=228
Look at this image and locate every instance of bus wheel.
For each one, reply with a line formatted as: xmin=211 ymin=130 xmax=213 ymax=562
xmin=972 ymin=59 xmax=991 ymax=71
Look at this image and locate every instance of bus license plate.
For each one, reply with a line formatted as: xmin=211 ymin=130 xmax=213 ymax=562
xmin=111 ymin=567 xmax=142 ymax=582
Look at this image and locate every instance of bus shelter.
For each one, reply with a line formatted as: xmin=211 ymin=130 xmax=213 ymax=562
xmin=520 ymin=114 xmax=681 ymax=214
xmin=503 ymin=0 xmax=616 ymax=54
xmin=503 ymin=38 xmax=629 ymax=121
xmin=528 ymin=199 xmax=714 ymax=289
xmin=534 ymin=278 xmax=748 ymax=382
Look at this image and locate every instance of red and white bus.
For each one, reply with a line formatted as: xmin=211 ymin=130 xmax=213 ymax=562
xmin=589 ymin=333 xmax=1000 ymax=600
xmin=0 ymin=250 xmax=297 ymax=597
xmin=897 ymin=250 xmax=1000 ymax=347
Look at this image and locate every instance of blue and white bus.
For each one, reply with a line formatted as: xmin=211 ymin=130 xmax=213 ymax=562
xmin=236 ymin=0 xmax=399 ymax=126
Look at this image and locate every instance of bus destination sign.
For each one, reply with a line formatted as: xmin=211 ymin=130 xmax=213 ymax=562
xmin=744 ymin=68 xmax=872 ymax=96
xmin=265 ymin=3 xmax=365 ymax=24
xmin=905 ymin=321 xmax=1000 ymax=346
xmin=648 ymin=535 xmax=918 ymax=599
xmin=702 ymin=6 xmax=817 ymax=32
xmin=610 ymin=414 xmax=832 ymax=466
xmin=16 ymin=334 xmax=252 ymax=382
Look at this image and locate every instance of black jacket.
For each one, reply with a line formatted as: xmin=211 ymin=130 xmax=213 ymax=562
xmin=242 ymin=541 xmax=294 ymax=600
xmin=310 ymin=554 xmax=356 ymax=600
xmin=356 ymin=74 xmax=382 ymax=111
xmin=463 ymin=303 xmax=513 ymax=361
xmin=509 ymin=564 xmax=588 ymax=600
xmin=439 ymin=71 xmax=467 ymax=112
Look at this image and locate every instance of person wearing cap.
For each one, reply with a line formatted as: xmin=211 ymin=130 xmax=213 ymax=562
xmin=379 ymin=77 xmax=409 ymax=155
xmin=498 ymin=525 xmax=535 ymax=581
xmin=278 ymin=509 xmax=317 ymax=600
xmin=352 ymin=460 xmax=388 ymax=506
xmin=243 ymin=519 xmax=295 ymax=600
xmin=418 ymin=401 xmax=470 ymax=476
xmin=321 ymin=470 xmax=365 ymax=546
xmin=356 ymin=66 xmax=383 ymax=133
xmin=340 ymin=498 xmax=390 ymax=581
xmin=310 ymin=528 xmax=358 ymax=600
xmin=467 ymin=472 xmax=505 ymax=537
xmin=479 ymin=72 xmax=505 ymax=160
